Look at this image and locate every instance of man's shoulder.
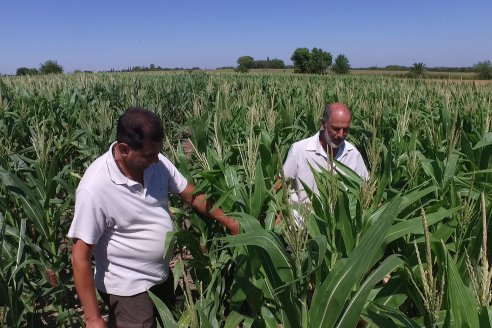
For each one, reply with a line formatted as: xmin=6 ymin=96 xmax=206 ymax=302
xmin=78 ymin=153 xmax=110 ymax=191
xmin=155 ymin=153 xmax=181 ymax=173
xmin=344 ymin=140 xmax=362 ymax=154
xmin=290 ymin=133 xmax=318 ymax=151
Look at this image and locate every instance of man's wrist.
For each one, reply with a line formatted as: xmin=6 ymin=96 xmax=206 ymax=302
xmin=84 ymin=310 xmax=102 ymax=323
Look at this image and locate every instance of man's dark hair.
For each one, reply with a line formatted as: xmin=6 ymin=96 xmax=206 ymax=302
xmin=116 ymin=107 xmax=164 ymax=149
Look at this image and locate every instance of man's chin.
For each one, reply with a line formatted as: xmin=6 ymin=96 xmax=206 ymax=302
xmin=328 ymin=141 xmax=342 ymax=149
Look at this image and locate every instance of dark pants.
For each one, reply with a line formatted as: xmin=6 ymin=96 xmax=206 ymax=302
xmin=98 ymin=273 xmax=178 ymax=328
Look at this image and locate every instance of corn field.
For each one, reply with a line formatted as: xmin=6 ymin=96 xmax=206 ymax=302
xmin=1 ymin=72 xmax=492 ymax=327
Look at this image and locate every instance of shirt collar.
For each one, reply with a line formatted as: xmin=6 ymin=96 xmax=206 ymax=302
xmin=107 ymin=142 xmax=129 ymax=185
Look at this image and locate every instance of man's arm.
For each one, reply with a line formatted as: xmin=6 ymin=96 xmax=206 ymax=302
xmin=71 ymin=239 xmax=106 ymax=328
xmin=179 ymin=183 xmax=240 ymax=235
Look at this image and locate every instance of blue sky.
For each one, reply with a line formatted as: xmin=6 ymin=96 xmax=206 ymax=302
xmin=1 ymin=0 xmax=491 ymax=74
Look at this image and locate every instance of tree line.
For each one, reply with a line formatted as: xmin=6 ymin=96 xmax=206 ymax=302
xmin=16 ymin=60 xmax=64 ymax=76
xmin=237 ymin=48 xmax=351 ymax=74
xmin=12 ymin=55 xmax=492 ymax=80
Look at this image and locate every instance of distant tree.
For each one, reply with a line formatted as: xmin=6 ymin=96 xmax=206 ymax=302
xmin=291 ymin=47 xmax=332 ymax=74
xmin=237 ymin=56 xmax=254 ymax=69
xmin=235 ymin=64 xmax=249 ymax=73
xmin=306 ymin=48 xmax=332 ymax=74
xmin=385 ymin=65 xmax=409 ymax=71
xmin=250 ymin=60 xmax=266 ymax=69
xmin=290 ymin=47 xmax=311 ymax=73
xmin=39 ymin=60 xmax=63 ymax=74
xmin=408 ymin=62 xmax=426 ymax=78
xmin=16 ymin=67 xmax=38 ymax=76
xmin=269 ymin=58 xmax=286 ymax=69
xmin=332 ymin=54 xmax=351 ymax=74
xmin=474 ymin=60 xmax=492 ymax=80
xmin=248 ymin=59 xmax=285 ymax=69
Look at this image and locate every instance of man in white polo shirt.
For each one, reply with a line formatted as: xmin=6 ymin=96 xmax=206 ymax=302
xmin=283 ymin=102 xmax=369 ymax=205
xmin=68 ymin=107 xmax=239 ymax=328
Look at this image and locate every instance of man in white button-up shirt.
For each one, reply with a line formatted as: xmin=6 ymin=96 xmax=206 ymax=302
xmin=283 ymin=103 xmax=369 ymax=205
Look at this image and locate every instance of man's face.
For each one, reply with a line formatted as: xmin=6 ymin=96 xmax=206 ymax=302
xmin=124 ymin=139 xmax=162 ymax=171
xmin=323 ymin=110 xmax=351 ymax=149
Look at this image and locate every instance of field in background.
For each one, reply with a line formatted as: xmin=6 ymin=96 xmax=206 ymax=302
xmin=213 ymin=68 xmax=484 ymax=81
xmin=1 ymin=72 xmax=492 ymax=327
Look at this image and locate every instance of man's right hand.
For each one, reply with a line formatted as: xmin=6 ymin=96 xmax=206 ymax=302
xmin=85 ymin=316 xmax=107 ymax=328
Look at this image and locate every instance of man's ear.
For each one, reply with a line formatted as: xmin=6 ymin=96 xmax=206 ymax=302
xmin=118 ymin=143 xmax=130 ymax=157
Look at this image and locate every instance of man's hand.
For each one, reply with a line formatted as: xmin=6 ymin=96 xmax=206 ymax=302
xmin=227 ymin=218 xmax=240 ymax=236
xmin=275 ymin=212 xmax=283 ymax=225
xmin=85 ymin=316 xmax=107 ymax=328
xmin=179 ymin=183 xmax=241 ymax=235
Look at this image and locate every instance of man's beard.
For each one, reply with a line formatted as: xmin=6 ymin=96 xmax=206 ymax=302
xmin=324 ymin=129 xmax=343 ymax=149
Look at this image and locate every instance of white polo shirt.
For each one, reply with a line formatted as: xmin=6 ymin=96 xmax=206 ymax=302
xmin=283 ymin=132 xmax=369 ymax=204
xmin=67 ymin=142 xmax=188 ymax=296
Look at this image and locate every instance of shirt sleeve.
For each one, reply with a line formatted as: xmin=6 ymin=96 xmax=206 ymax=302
xmin=67 ymin=189 xmax=108 ymax=245
xmin=282 ymin=144 xmax=298 ymax=180
xmin=160 ymin=155 xmax=188 ymax=194
xmin=355 ymin=154 xmax=370 ymax=181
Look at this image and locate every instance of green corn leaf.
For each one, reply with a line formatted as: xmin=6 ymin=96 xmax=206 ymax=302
xmin=366 ymin=184 xmax=437 ymax=227
xmin=442 ymin=241 xmax=479 ymax=328
xmin=224 ymin=311 xmax=246 ymax=328
xmin=229 ymin=211 xmax=264 ymax=232
xmin=250 ymin=159 xmax=267 ymax=219
xmin=365 ymin=301 xmax=420 ymax=328
xmin=385 ymin=207 xmax=459 ymax=243
xmin=196 ymin=303 xmax=214 ymax=328
xmin=219 ymin=230 xmax=299 ymax=327
xmin=478 ymin=306 xmax=492 ymax=328
xmin=309 ymin=197 xmax=401 ymax=328
xmin=0 ymin=168 xmax=49 ymax=240
xmin=335 ymin=255 xmax=405 ymax=328
xmin=472 ymin=132 xmax=492 ymax=150
xmin=337 ymin=190 xmax=355 ymax=256
xmin=261 ymin=306 xmax=279 ymax=328
xmin=219 ymin=230 xmax=294 ymax=283
xmin=209 ymin=186 xmax=235 ymax=212
xmin=147 ymin=289 xmax=178 ymax=328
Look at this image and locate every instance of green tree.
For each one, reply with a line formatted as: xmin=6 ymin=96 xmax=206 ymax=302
xmin=235 ymin=64 xmax=249 ymax=73
xmin=16 ymin=67 xmax=39 ymax=76
xmin=306 ymin=47 xmax=332 ymax=74
xmin=291 ymin=47 xmax=332 ymax=74
xmin=408 ymin=62 xmax=426 ymax=78
xmin=237 ymin=56 xmax=254 ymax=69
xmin=290 ymin=47 xmax=311 ymax=73
xmin=269 ymin=58 xmax=286 ymax=69
xmin=474 ymin=60 xmax=492 ymax=79
xmin=39 ymin=60 xmax=63 ymax=74
xmin=332 ymin=54 xmax=351 ymax=74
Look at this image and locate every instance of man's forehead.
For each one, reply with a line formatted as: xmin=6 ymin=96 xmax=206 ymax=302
xmin=329 ymin=121 xmax=351 ymax=128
